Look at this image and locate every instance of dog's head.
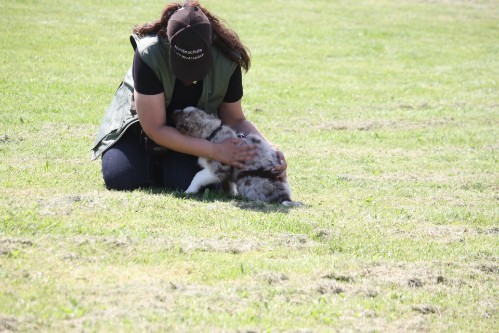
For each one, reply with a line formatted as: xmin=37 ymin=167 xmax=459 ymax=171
xmin=172 ymin=107 xmax=220 ymax=139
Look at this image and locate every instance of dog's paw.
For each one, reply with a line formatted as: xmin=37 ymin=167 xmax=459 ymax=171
xmin=282 ymin=201 xmax=303 ymax=207
xmin=185 ymin=186 xmax=199 ymax=194
xmin=229 ymin=182 xmax=238 ymax=196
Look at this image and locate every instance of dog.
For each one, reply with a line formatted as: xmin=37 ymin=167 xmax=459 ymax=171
xmin=172 ymin=106 xmax=300 ymax=206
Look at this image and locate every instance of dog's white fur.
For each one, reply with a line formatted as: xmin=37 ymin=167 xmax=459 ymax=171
xmin=173 ymin=107 xmax=300 ymax=205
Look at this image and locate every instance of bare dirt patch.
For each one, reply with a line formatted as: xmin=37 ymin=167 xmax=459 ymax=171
xmin=400 ymin=225 xmax=482 ymax=245
xmin=478 ymin=227 xmax=499 ymax=235
xmin=0 ymin=238 xmax=34 ymax=257
xmin=0 ymin=315 xmax=18 ymax=332
xmin=39 ymin=194 xmax=105 ymax=216
xmin=412 ymin=304 xmax=440 ymax=315
xmin=59 ymin=233 xmax=318 ymax=257
xmin=258 ymin=272 xmax=289 ymax=285
xmin=274 ymin=233 xmax=315 ymax=249
xmin=0 ymin=238 xmax=34 ymax=247
xmin=321 ymin=272 xmax=355 ymax=283
xmin=355 ymin=286 xmax=380 ymax=298
xmin=408 ymin=278 xmax=424 ymax=288
xmin=360 ymin=262 xmax=440 ymax=290
xmin=179 ymin=237 xmax=263 ymax=254
xmin=476 ymin=264 xmax=499 ymax=275
xmin=316 ymin=281 xmax=345 ymax=295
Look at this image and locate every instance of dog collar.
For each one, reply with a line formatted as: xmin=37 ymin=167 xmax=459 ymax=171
xmin=206 ymin=123 xmax=223 ymax=141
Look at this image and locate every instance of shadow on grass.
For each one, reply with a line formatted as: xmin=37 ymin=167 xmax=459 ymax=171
xmin=141 ymin=187 xmax=300 ymax=214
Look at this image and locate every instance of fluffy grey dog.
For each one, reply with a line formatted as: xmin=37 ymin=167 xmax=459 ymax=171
xmin=172 ymin=107 xmax=300 ymax=206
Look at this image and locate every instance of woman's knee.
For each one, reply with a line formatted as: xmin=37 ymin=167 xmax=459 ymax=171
xmin=101 ymin=145 xmax=151 ymax=191
xmin=161 ymin=153 xmax=200 ymax=191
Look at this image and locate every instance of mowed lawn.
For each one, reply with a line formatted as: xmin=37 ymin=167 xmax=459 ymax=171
xmin=0 ymin=0 xmax=497 ymax=332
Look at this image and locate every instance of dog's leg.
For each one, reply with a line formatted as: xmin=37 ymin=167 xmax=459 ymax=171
xmin=228 ymin=181 xmax=238 ymax=196
xmin=185 ymin=168 xmax=221 ymax=194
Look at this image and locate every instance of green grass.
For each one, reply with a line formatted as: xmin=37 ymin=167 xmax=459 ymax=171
xmin=1 ymin=0 xmax=498 ymax=332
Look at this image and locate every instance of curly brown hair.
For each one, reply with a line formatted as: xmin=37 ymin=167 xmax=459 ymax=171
xmin=133 ymin=1 xmax=250 ymax=72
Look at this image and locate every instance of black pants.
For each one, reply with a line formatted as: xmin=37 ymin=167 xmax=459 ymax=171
xmin=101 ymin=125 xmax=201 ymax=191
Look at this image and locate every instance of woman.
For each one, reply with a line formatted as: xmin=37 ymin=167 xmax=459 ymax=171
xmin=92 ymin=1 xmax=286 ymax=191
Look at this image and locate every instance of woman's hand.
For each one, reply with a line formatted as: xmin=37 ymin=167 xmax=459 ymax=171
xmin=271 ymin=150 xmax=288 ymax=180
xmin=211 ymin=138 xmax=257 ymax=168
xmin=211 ymin=139 xmax=287 ymax=180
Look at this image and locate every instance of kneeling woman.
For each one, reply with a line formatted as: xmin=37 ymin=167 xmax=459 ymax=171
xmin=92 ymin=1 xmax=286 ymax=191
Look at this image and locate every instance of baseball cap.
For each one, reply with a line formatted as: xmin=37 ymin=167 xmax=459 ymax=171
xmin=166 ymin=6 xmax=213 ymax=82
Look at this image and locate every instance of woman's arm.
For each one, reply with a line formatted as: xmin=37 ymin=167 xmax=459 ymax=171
xmin=218 ymin=99 xmax=287 ymax=178
xmin=134 ymin=91 xmax=256 ymax=168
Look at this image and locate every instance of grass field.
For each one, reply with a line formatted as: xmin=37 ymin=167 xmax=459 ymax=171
xmin=1 ymin=0 xmax=498 ymax=332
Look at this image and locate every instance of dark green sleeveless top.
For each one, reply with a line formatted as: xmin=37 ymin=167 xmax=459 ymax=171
xmin=92 ymin=34 xmax=238 ymax=160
